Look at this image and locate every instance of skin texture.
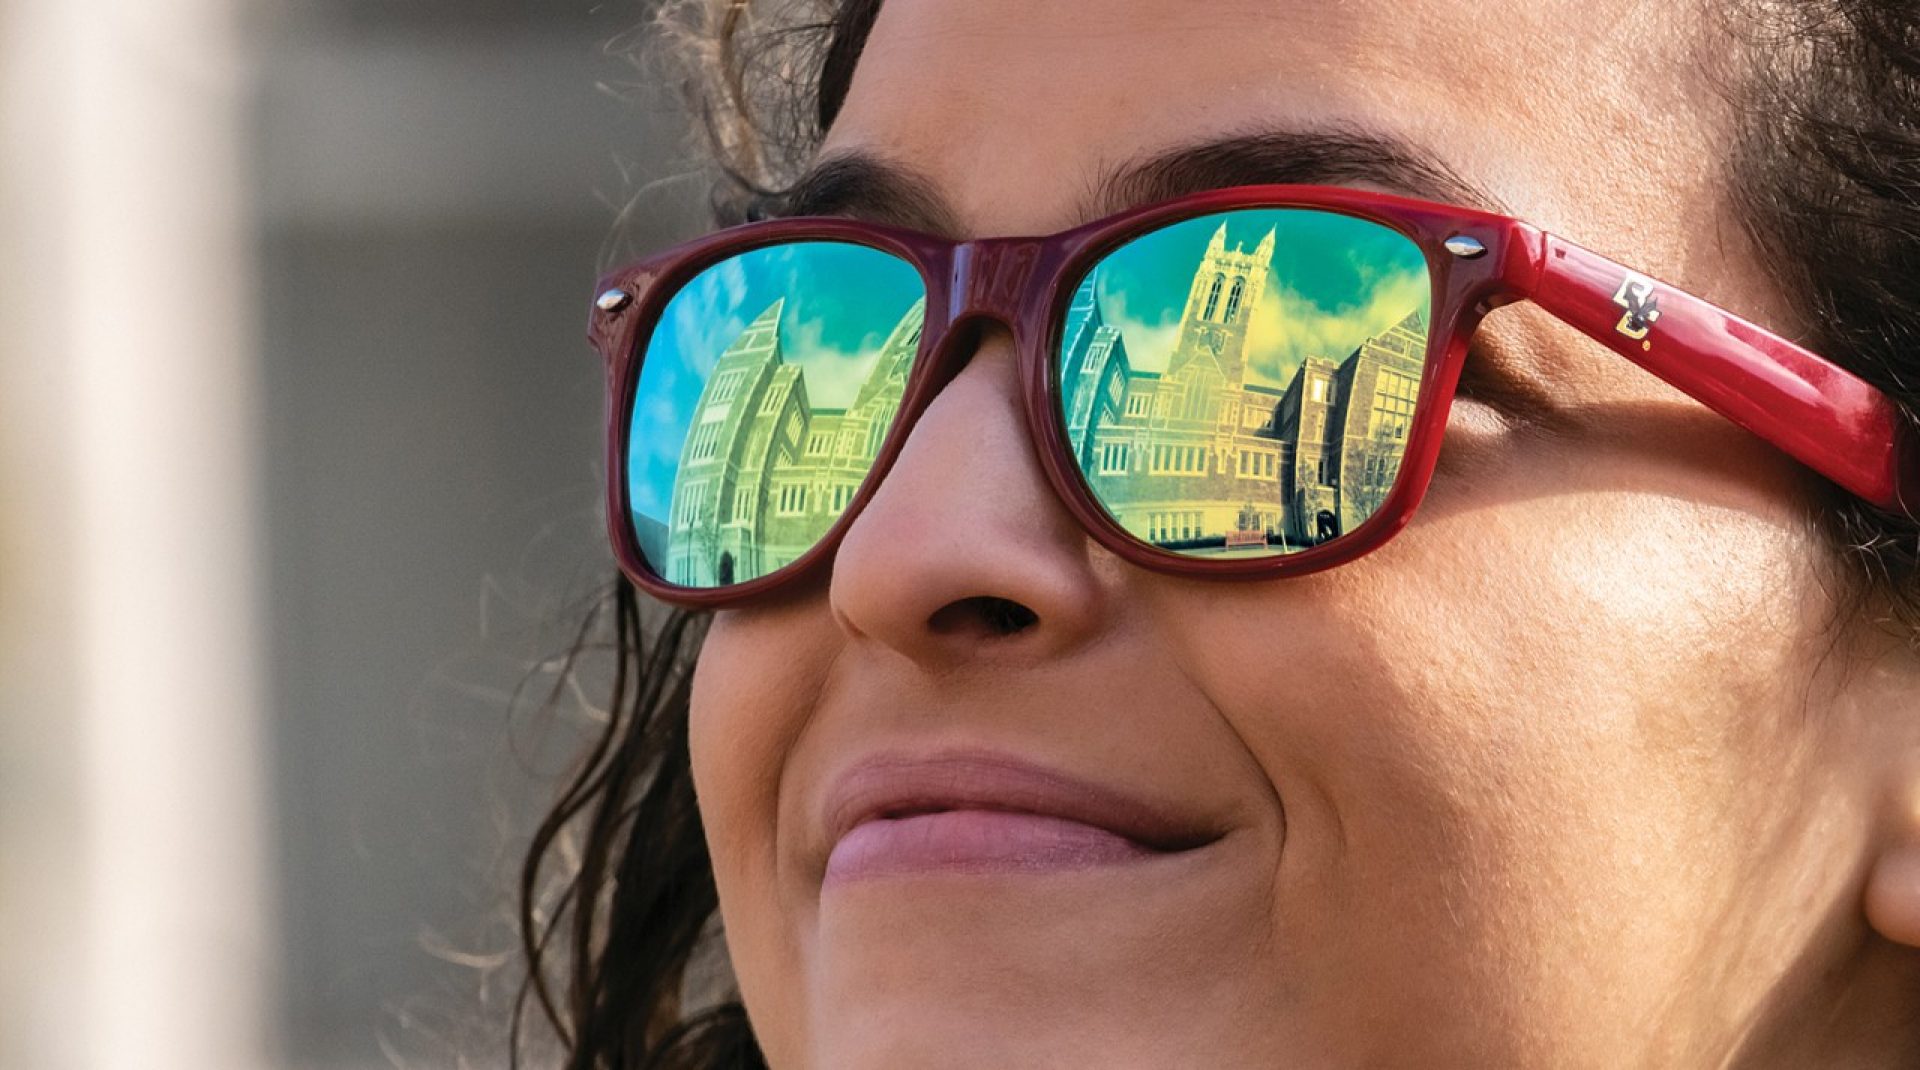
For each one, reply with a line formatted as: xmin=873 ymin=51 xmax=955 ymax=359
xmin=684 ymin=1 xmax=1920 ymax=1065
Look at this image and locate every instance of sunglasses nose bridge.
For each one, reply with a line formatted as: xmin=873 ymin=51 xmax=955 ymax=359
xmin=949 ymin=238 xmax=1049 ymax=328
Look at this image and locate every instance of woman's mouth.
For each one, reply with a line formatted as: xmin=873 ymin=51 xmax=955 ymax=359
xmin=826 ymin=808 xmax=1164 ymax=881
xmin=819 ymin=749 xmax=1225 ymax=886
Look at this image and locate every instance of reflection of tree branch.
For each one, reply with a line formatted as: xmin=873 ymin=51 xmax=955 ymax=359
xmin=1345 ymin=423 xmax=1405 ymax=520
xmin=687 ymin=513 xmax=723 ymax=585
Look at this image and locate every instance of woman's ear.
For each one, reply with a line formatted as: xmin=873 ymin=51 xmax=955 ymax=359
xmin=1865 ymin=799 xmax=1920 ymax=949
xmin=1848 ymin=634 xmax=1920 ymax=948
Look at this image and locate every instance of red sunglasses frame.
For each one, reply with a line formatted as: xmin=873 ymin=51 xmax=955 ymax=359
xmin=588 ymin=183 xmax=1919 ymax=609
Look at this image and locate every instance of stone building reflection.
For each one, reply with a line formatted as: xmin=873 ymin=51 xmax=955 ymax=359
xmin=655 ymin=298 xmax=925 ymax=586
xmin=1065 ymin=221 xmax=1427 ymax=555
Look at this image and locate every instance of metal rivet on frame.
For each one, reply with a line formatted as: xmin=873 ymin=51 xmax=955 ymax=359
xmin=596 ymin=288 xmax=634 ymax=313
xmin=1443 ymin=235 xmax=1488 ymax=259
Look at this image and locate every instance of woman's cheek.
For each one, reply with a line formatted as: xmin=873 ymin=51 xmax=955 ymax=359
xmin=1154 ymin=422 xmax=1828 ymax=1029
xmin=689 ymin=612 xmax=833 ymax=1066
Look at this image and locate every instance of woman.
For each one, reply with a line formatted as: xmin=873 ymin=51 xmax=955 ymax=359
xmin=519 ymin=0 xmax=1920 ymax=1066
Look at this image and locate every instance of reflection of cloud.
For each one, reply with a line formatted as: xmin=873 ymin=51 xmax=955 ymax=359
xmin=1098 ymin=284 xmax=1181 ymax=373
xmin=630 ymin=389 xmax=683 ymax=516
xmin=785 ymin=314 xmax=886 ymax=408
xmin=669 ymin=257 xmax=752 ymax=379
xmin=1243 ymin=268 xmax=1428 ymax=388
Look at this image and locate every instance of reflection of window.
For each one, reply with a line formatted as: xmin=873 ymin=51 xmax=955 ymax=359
xmin=806 ymin=430 xmax=834 ymax=456
xmin=776 ymin=483 xmax=807 ymax=515
xmin=1203 ymin=274 xmax=1224 ymax=320
xmin=676 ymin=480 xmax=708 ymax=528
xmin=1370 ymin=370 xmax=1418 ymax=441
xmin=1310 ymin=377 xmax=1328 ymax=403
xmin=732 ymin=487 xmax=752 ymax=521
xmin=1225 ymin=276 xmax=1245 ymax=322
xmin=1126 ymin=393 xmax=1151 ymax=418
xmin=1152 ymin=444 xmax=1207 ymax=475
xmin=1372 ymin=332 xmax=1413 ymax=358
xmin=711 ymin=371 xmax=744 ymax=403
xmin=783 ymin=412 xmax=802 ymax=446
xmin=1315 ymin=458 xmax=1327 ymax=484
xmin=1099 ymin=442 xmax=1131 ymax=474
xmin=688 ymin=422 xmax=722 ymax=462
xmin=759 ymin=388 xmax=783 ymax=415
xmin=831 ymin=484 xmax=853 ymax=512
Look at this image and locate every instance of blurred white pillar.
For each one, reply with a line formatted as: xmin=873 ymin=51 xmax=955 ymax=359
xmin=0 ymin=0 xmax=272 ymax=1067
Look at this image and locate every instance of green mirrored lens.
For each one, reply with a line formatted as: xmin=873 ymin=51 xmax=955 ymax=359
xmin=1058 ymin=208 xmax=1431 ymax=558
xmin=628 ymin=241 xmax=926 ymax=588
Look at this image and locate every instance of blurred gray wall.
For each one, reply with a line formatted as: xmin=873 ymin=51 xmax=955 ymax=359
xmin=256 ymin=3 xmax=706 ymax=1065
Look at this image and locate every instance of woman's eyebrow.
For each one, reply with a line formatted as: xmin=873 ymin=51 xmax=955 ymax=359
xmin=766 ymin=153 xmax=964 ymax=234
xmin=772 ymin=125 xmax=1506 ymax=233
xmin=1091 ymin=124 xmax=1510 ymax=222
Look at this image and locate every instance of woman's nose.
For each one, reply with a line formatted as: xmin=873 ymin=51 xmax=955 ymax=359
xmin=827 ymin=327 xmax=1110 ymax=668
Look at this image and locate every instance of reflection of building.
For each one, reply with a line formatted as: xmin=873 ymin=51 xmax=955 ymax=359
xmin=1068 ymin=221 xmax=1426 ymax=551
xmin=662 ymin=298 xmax=924 ymax=586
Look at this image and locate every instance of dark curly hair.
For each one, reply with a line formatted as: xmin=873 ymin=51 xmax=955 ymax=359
xmin=512 ymin=2 xmax=1920 ymax=1066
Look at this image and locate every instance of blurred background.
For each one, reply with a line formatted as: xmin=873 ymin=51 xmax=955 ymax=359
xmin=0 ymin=1 xmax=708 ymax=1066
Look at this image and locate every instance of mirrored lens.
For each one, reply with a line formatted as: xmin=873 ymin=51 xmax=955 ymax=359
xmin=1057 ymin=208 xmax=1432 ymax=558
xmin=627 ymin=241 xmax=927 ymax=588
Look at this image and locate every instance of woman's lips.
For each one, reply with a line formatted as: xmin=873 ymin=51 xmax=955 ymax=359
xmin=826 ymin=810 xmax=1156 ymax=882
xmin=819 ymin=750 xmax=1223 ymax=885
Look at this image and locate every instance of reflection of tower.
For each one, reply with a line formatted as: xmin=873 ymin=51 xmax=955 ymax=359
xmin=1070 ymin=225 xmax=1291 ymax=550
xmin=1165 ymin=221 xmax=1275 ymax=385
xmin=663 ymin=298 xmax=926 ymax=586
xmin=665 ymin=298 xmax=789 ymax=586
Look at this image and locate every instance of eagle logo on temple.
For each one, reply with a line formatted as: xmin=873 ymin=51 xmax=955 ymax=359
xmin=1611 ymin=273 xmax=1662 ymax=342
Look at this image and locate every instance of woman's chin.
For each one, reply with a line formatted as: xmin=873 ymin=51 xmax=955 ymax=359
xmin=802 ymin=834 xmax=1279 ymax=1063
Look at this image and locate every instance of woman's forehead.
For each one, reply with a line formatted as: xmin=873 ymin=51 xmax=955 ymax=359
xmin=826 ymin=0 xmax=1727 ymax=245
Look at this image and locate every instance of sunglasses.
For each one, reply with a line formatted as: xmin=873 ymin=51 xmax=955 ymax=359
xmin=588 ymin=183 xmax=1915 ymax=608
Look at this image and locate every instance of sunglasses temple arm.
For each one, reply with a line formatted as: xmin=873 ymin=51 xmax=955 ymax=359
xmin=1520 ymin=232 xmax=1918 ymax=514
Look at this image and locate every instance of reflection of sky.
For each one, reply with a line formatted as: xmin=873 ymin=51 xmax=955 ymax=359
xmin=627 ymin=241 xmax=924 ymax=523
xmin=1091 ymin=209 xmax=1430 ymax=389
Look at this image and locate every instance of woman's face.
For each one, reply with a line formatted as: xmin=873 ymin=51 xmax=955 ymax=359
xmin=686 ymin=1 xmax=1920 ymax=1065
